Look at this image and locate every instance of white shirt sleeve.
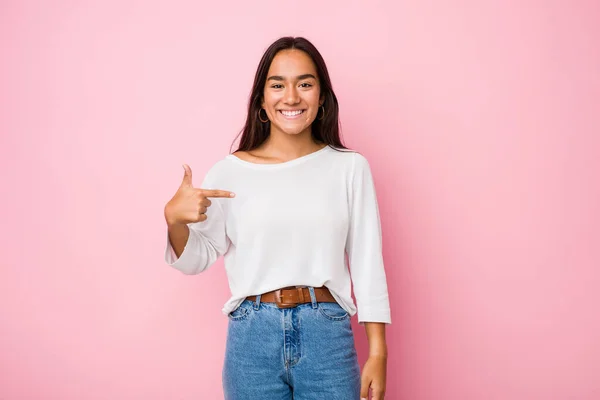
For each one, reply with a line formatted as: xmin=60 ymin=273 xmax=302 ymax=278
xmin=164 ymin=171 xmax=230 ymax=275
xmin=345 ymin=153 xmax=392 ymax=324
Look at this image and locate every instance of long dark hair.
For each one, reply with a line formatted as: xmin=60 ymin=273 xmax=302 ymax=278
xmin=231 ymin=36 xmax=348 ymax=153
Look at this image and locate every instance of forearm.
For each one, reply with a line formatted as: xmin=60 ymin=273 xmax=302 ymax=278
xmin=167 ymin=222 xmax=190 ymax=258
xmin=364 ymin=322 xmax=388 ymax=357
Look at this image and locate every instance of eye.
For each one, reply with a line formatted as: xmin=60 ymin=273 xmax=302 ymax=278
xmin=271 ymin=84 xmax=284 ymax=89
xmin=300 ymin=82 xmax=313 ymax=88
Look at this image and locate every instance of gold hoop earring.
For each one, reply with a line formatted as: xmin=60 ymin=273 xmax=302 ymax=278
xmin=318 ymin=105 xmax=325 ymax=121
xmin=258 ymin=108 xmax=269 ymax=123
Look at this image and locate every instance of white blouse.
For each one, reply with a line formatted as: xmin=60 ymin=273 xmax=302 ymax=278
xmin=165 ymin=145 xmax=391 ymax=324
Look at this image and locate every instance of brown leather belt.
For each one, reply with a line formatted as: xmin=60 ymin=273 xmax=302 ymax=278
xmin=246 ymin=286 xmax=336 ymax=309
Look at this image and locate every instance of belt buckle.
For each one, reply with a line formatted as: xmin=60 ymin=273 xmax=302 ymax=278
xmin=274 ymin=287 xmax=303 ymax=309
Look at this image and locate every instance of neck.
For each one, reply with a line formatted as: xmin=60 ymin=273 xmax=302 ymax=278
xmin=261 ymin=127 xmax=324 ymax=159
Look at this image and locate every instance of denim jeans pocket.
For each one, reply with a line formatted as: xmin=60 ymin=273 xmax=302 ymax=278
xmin=318 ymin=302 xmax=350 ymax=321
xmin=227 ymin=301 xmax=252 ymax=321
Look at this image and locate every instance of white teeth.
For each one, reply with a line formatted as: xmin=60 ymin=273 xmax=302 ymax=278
xmin=280 ymin=110 xmax=303 ymax=117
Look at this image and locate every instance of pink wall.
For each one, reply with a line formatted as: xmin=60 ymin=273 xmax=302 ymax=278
xmin=1 ymin=1 xmax=599 ymax=399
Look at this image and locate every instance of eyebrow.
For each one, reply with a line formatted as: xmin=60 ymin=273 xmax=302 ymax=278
xmin=267 ymin=74 xmax=317 ymax=82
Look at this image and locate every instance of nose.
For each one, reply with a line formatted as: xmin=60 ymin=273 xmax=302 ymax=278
xmin=283 ymin=86 xmax=300 ymax=105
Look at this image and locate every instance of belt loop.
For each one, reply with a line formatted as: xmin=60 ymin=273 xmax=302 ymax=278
xmin=308 ymin=286 xmax=317 ymax=309
xmin=253 ymin=294 xmax=261 ymax=310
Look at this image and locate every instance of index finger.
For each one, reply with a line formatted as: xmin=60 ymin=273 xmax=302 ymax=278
xmin=200 ymin=189 xmax=236 ymax=198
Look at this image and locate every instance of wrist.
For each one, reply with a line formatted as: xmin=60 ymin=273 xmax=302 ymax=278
xmin=167 ymin=219 xmax=186 ymax=229
xmin=369 ymin=346 xmax=388 ymax=358
xmin=164 ymin=205 xmax=180 ymax=227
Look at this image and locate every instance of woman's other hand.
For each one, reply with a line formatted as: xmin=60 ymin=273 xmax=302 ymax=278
xmin=360 ymin=354 xmax=387 ymax=400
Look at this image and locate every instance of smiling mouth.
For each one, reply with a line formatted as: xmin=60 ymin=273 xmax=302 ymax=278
xmin=279 ymin=110 xmax=305 ymax=119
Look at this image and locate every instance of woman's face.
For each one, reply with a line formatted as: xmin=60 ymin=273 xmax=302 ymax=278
xmin=261 ymin=49 xmax=323 ymax=138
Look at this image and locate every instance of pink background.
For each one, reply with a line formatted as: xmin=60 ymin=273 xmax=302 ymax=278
xmin=1 ymin=1 xmax=599 ymax=399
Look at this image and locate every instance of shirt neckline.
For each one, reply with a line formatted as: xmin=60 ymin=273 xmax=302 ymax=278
xmin=226 ymin=145 xmax=332 ymax=169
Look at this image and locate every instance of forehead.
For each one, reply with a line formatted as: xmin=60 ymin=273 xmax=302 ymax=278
xmin=267 ymin=49 xmax=318 ymax=77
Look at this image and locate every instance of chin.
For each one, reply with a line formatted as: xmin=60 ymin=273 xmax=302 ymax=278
xmin=275 ymin=124 xmax=310 ymax=136
xmin=284 ymin=129 xmax=306 ymax=136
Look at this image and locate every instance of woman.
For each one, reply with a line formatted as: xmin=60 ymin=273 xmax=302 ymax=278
xmin=164 ymin=36 xmax=391 ymax=400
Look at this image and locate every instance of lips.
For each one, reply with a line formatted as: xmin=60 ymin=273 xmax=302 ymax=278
xmin=279 ymin=110 xmax=305 ymax=119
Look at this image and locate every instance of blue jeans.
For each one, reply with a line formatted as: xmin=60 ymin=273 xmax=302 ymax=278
xmin=222 ymin=286 xmax=361 ymax=399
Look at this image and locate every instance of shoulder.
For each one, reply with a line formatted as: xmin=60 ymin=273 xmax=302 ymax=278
xmin=230 ymin=150 xmax=255 ymax=162
xmin=326 ymin=146 xmax=357 ymax=160
xmin=200 ymin=156 xmax=236 ymax=186
xmin=207 ymin=157 xmax=232 ymax=174
xmin=327 ymin=147 xmax=371 ymax=170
